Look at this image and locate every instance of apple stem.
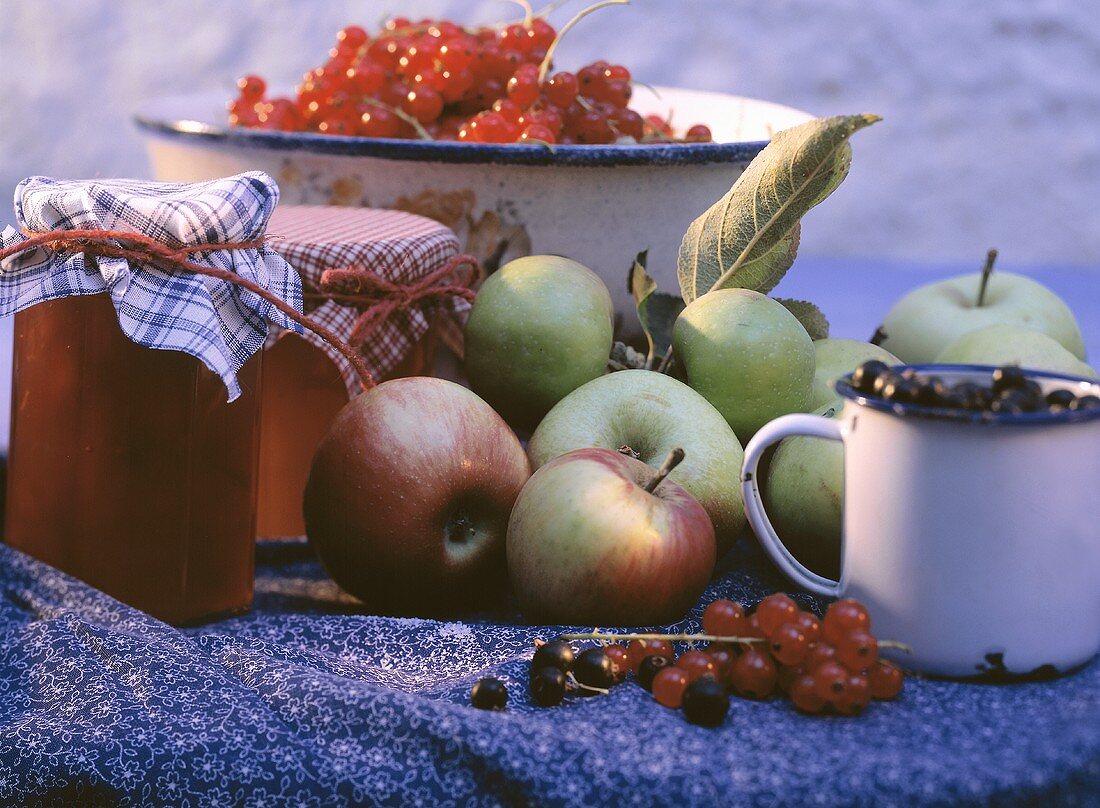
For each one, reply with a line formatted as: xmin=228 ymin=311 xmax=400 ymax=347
xmin=869 ymin=325 xmax=887 ymax=346
xmin=975 ymin=248 xmax=998 ymax=308
xmin=644 ymin=447 xmax=685 ymax=493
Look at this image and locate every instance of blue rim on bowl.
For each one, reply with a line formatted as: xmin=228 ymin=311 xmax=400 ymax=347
xmin=133 ymin=89 xmax=811 ymax=167
xmin=834 ymin=364 xmax=1100 ymax=426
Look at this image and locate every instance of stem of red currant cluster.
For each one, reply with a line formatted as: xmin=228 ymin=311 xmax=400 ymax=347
xmin=537 ymin=0 xmax=630 ymax=84
xmin=498 ymin=0 xmax=535 ymax=27
xmin=644 ymin=447 xmax=685 ymax=494
xmin=362 ymin=98 xmax=433 ymax=140
xmin=558 ymin=630 xmax=912 ymax=653
xmin=974 ymin=247 xmax=998 ymax=308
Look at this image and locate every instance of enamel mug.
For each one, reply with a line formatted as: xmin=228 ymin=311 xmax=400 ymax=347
xmin=740 ymin=364 xmax=1100 ymax=678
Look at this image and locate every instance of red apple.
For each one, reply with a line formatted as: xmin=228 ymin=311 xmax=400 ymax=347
xmin=507 ymin=447 xmax=716 ymax=625
xmin=304 ymin=377 xmax=530 ymax=615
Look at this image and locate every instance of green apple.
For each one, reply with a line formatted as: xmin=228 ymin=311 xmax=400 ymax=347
xmin=811 ymin=339 xmax=900 ymax=409
xmin=762 ymin=400 xmax=844 ymax=580
xmin=527 ymin=369 xmax=746 ymax=553
xmin=879 ymin=271 xmax=1086 ymax=364
xmin=465 ymin=255 xmax=614 ymax=432
xmin=935 ymin=324 xmax=1098 ymax=378
xmin=672 ymin=289 xmax=815 ymax=441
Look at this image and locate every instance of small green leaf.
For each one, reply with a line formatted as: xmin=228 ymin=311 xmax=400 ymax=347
xmin=775 ymin=298 xmax=830 ymax=340
xmin=629 ymin=251 xmax=686 ymax=368
xmin=678 ymin=113 xmax=880 ymax=303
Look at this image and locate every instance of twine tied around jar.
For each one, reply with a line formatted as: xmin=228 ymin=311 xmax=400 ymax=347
xmin=0 ymin=229 xmax=480 ymax=392
xmin=303 ymin=254 xmax=481 ymax=348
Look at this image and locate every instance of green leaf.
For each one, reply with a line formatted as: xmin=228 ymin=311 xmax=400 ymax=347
xmin=776 ymin=298 xmax=830 ymax=340
xmin=677 ymin=113 xmax=880 ymax=303
xmin=629 ymin=251 xmax=686 ymax=368
xmin=730 ymin=223 xmax=801 ymax=295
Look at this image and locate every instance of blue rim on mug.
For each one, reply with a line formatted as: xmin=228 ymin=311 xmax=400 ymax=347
xmin=834 ymin=363 xmax=1100 ymax=426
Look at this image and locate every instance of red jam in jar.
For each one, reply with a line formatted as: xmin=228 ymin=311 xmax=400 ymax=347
xmin=6 ymin=294 xmax=262 ymax=624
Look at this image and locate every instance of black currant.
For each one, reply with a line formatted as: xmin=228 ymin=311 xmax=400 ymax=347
xmin=991 ymin=366 xmax=1027 ymax=395
xmin=471 ymin=677 xmax=508 ymax=710
xmin=572 ymin=648 xmax=615 ymax=692
xmin=529 ymin=666 xmax=567 ymax=707
xmin=850 ymin=360 xmax=889 ymax=394
xmin=881 ymin=378 xmax=922 ymax=405
xmin=636 ymin=655 xmax=672 ymax=692
xmin=531 ymin=640 xmax=575 ymax=674
xmin=1070 ymin=394 xmax=1100 ymax=411
xmin=990 ymin=388 xmax=1035 ymax=414
xmin=1046 ymin=389 xmax=1076 ymax=410
xmin=681 ymin=677 xmax=730 ymax=727
xmin=871 ymin=371 xmax=900 ymax=397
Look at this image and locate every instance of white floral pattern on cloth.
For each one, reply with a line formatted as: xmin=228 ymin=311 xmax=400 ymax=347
xmin=0 ymin=540 xmax=1097 ymax=807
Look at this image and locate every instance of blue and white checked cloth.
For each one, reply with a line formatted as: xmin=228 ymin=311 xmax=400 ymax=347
xmin=0 ymin=172 xmax=303 ymax=400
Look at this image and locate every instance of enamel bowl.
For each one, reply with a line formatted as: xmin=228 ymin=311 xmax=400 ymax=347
xmin=135 ymin=88 xmax=812 ymax=334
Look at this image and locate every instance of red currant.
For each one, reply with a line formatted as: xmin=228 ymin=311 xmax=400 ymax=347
xmin=336 ymin=25 xmax=369 ymax=52
xmin=804 ymin=642 xmax=838 ymax=673
xmin=836 ymin=630 xmax=879 ymax=673
xmin=652 ymin=667 xmax=690 ymax=708
xmin=506 ymin=64 xmax=541 ymax=108
xmin=358 ymin=107 xmax=399 ymax=138
xmin=344 ymin=65 xmax=384 ymax=96
xmin=545 ymin=72 xmax=579 ymax=108
xmin=704 ymin=643 xmax=736 ymax=685
xmin=528 ymin=18 xmax=557 ymax=50
xmin=769 ymin=623 xmax=811 ymax=667
xmin=794 ymin=612 xmax=822 ymax=644
xmin=684 ymin=123 xmax=713 ymax=142
xmin=519 ymin=108 xmax=564 ymax=137
xmin=730 ymin=649 xmax=777 ymax=699
xmin=608 ymin=108 xmax=644 ymax=140
xmin=403 ymin=87 xmax=444 ymax=123
xmin=602 ymin=644 xmax=630 ymax=681
xmin=702 ymin=599 xmax=745 ymax=637
xmin=317 ymin=117 xmax=352 ymax=135
xmin=676 ymin=650 xmax=717 ymax=683
xmin=755 ymin=594 xmax=800 ymax=637
xmin=823 ymin=599 xmax=872 ymax=645
xmin=868 ymin=661 xmax=904 ymax=700
xmin=237 ymin=75 xmax=267 ymax=99
xmin=811 ymin=662 xmax=850 ymax=703
xmin=776 ymin=663 xmax=804 ymax=694
xmin=491 ymin=98 xmax=524 ymax=123
xmin=834 ymin=673 xmax=872 ymax=716
xmin=573 ymin=110 xmax=614 ymax=144
xmin=627 ymin=639 xmax=675 ymax=669
xmin=519 ymin=123 xmax=555 ymax=144
xmin=789 ymin=674 xmax=827 ymax=714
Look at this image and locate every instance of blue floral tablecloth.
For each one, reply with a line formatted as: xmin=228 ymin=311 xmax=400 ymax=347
xmin=0 ymin=538 xmax=1097 ymax=807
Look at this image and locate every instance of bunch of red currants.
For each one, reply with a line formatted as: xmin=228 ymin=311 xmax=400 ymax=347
xmin=471 ymin=594 xmax=906 ymax=725
xmin=228 ymin=13 xmax=712 ymax=145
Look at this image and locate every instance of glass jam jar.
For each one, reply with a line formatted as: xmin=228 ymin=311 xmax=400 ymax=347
xmin=5 ymin=294 xmax=262 ymax=624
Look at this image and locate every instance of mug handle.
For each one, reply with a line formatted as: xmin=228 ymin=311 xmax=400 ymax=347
xmin=740 ymin=414 xmax=844 ymax=598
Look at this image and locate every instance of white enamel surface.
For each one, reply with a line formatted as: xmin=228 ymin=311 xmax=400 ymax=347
xmin=743 ymin=382 xmax=1100 ymax=678
xmin=139 ymin=89 xmax=812 ymax=337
